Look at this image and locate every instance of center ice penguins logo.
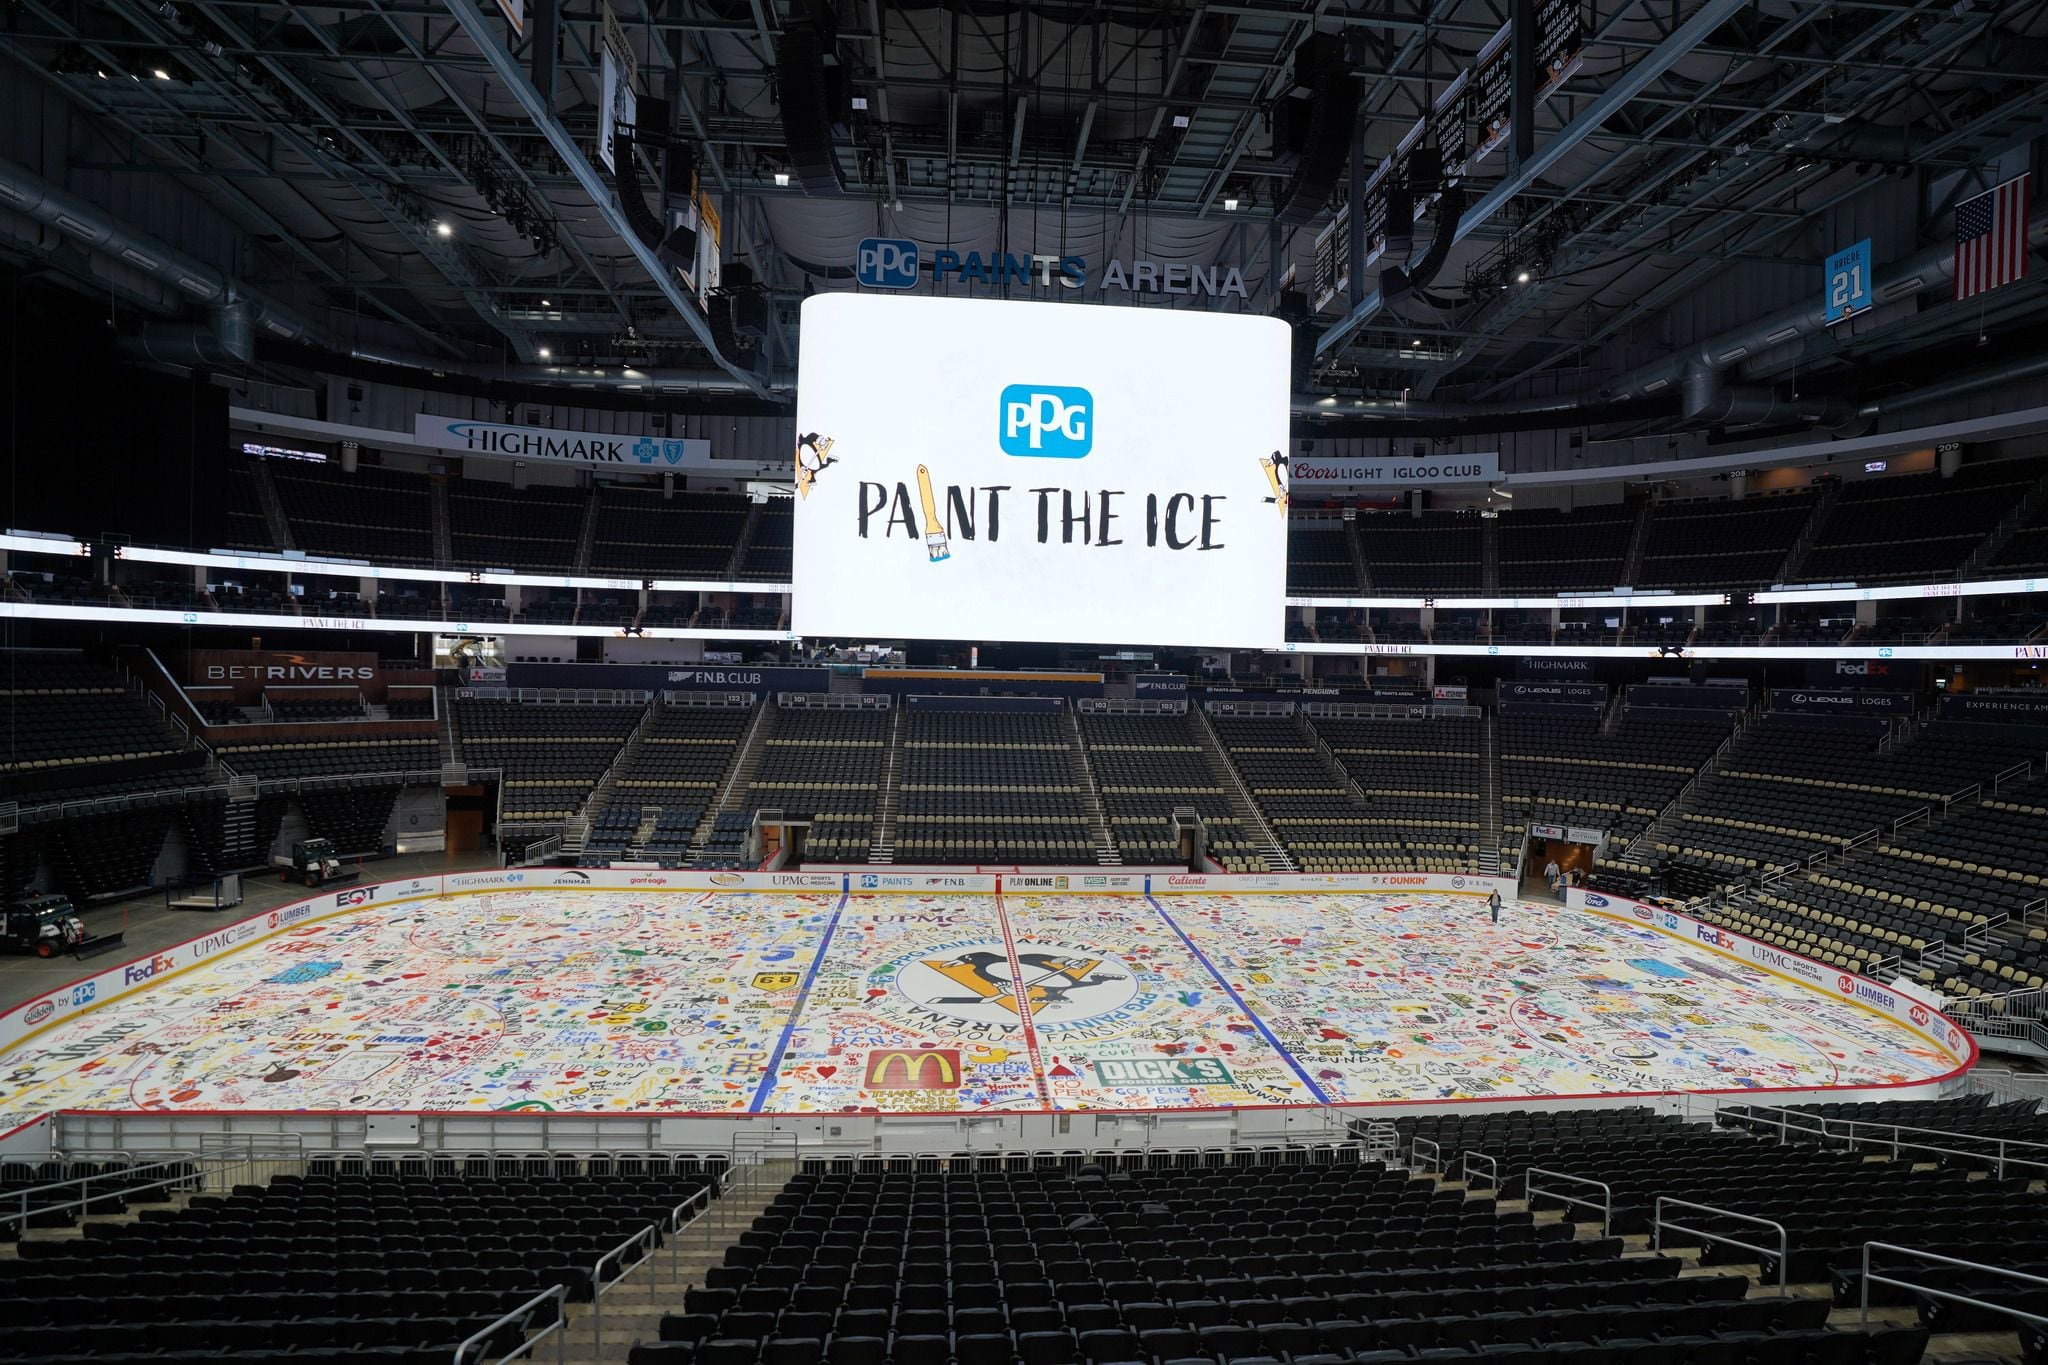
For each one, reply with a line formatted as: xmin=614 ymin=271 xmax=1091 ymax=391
xmin=890 ymin=941 xmax=1138 ymax=1027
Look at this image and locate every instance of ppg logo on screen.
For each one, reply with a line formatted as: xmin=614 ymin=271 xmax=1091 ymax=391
xmin=855 ymin=237 xmax=919 ymax=290
xmin=1000 ymin=385 xmax=1093 ymax=458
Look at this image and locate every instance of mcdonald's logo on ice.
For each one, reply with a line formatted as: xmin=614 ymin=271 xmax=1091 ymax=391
xmin=865 ymin=1049 xmax=961 ymax=1090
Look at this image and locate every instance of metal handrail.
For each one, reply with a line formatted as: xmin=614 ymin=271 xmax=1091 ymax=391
xmin=1718 ymin=1101 xmax=2048 ymax=1179
xmin=451 ymin=1282 xmax=568 ymax=1365
xmin=1408 ymin=1136 xmax=1442 ymax=1174
xmin=0 ymin=1151 xmax=238 ymax=1236
xmin=588 ymin=1221 xmax=660 ymax=1356
xmin=1524 ymin=1167 xmax=1613 ymax=1238
xmin=665 ymin=1184 xmax=716 ymax=1282
xmin=1654 ymin=1197 xmax=1789 ymax=1292
xmin=1461 ymin=1151 xmax=1500 ymax=1191
xmin=1860 ymin=1242 xmax=2048 ymax=1330
xmin=1833 ymin=1118 xmax=2048 ymax=1180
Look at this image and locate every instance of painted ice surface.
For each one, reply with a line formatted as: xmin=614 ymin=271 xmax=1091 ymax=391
xmin=0 ymin=891 xmax=1955 ymax=1131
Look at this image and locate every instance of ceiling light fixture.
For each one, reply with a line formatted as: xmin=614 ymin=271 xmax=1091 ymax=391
xmin=1223 ymin=196 xmax=1239 ymax=212
xmin=435 ymin=220 xmax=453 ymax=238
xmin=538 ymin=347 xmax=552 ymax=358
xmin=540 ymin=297 xmax=550 ymax=307
xmin=153 ymin=67 xmax=171 ymax=80
xmin=1172 ymin=114 xmax=1190 ymax=129
xmin=774 ymin=171 xmax=790 ymax=186
xmin=1516 ymin=269 xmax=1531 ymax=284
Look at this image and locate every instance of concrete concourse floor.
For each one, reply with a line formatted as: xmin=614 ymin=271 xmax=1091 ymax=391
xmin=0 ymin=848 xmax=502 ymax=1013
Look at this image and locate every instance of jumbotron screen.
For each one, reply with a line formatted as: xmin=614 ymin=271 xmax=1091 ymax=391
xmin=790 ymin=294 xmax=1291 ymax=648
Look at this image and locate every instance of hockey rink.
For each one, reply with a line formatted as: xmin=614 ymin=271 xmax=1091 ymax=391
xmin=0 ymin=888 xmax=1964 ymax=1132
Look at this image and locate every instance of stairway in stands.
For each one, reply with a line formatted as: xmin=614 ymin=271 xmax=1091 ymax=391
xmin=1619 ymin=498 xmax=1654 ymax=587
xmin=1963 ymin=462 xmax=2048 ymax=577
xmin=429 ymin=474 xmax=454 ymax=568
xmin=691 ymin=699 xmax=772 ymax=857
xmin=1063 ymin=701 xmax=1122 ymax=866
xmin=1190 ymin=704 xmax=1295 ymax=872
xmin=249 ymin=458 xmax=296 ymax=551
xmin=1774 ymin=478 xmax=1840 ymax=584
xmin=724 ymin=499 xmax=766 ymax=580
xmin=867 ymin=700 xmax=903 ymax=864
xmin=1479 ymin=709 xmax=1503 ymax=875
xmin=1344 ymin=513 xmax=1373 ymax=592
xmin=567 ymin=698 xmax=664 ymax=858
xmin=554 ymin=1162 xmax=797 ymax=1365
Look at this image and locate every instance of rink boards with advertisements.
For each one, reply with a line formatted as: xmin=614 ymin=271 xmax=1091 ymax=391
xmin=0 ymin=870 xmax=1974 ymax=1135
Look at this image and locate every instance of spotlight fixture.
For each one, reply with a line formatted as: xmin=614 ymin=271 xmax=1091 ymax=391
xmin=774 ymin=171 xmax=790 ymax=186
xmin=540 ymin=297 xmax=550 ymax=307
xmin=538 ymin=346 xmax=552 ymax=359
xmin=1223 ymin=196 xmax=1239 ymax=212
xmin=435 ymin=220 xmax=453 ymax=238
xmin=1410 ymin=338 xmax=1422 ymax=347
xmin=1516 ymin=269 xmax=1531 ymax=284
xmin=1172 ymin=113 xmax=1190 ymax=129
xmin=153 ymin=67 xmax=171 ymax=80
xmin=850 ymin=95 xmax=868 ymax=111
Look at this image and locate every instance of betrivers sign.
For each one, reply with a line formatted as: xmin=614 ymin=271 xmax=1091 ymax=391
xmin=1291 ymin=453 xmax=1501 ymax=488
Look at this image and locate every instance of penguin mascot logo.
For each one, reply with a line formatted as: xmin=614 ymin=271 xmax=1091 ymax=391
xmin=795 ymin=432 xmax=837 ymax=499
xmin=1259 ymin=450 xmax=1289 ymax=513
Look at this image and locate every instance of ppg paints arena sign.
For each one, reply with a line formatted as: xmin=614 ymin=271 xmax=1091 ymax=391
xmin=855 ymin=238 xmax=1250 ymax=300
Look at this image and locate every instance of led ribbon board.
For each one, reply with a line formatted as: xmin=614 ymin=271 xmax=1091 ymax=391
xmin=791 ymin=294 xmax=1291 ymax=648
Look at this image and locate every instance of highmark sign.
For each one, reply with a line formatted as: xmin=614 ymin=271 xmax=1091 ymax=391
xmin=853 ymin=238 xmax=1250 ymax=300
xmin=412 ymin=415 xmax=715 ymax=470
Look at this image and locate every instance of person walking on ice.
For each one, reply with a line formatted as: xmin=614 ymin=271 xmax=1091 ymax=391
xmin=1488 ymin=888 xmax=1503 ymax=924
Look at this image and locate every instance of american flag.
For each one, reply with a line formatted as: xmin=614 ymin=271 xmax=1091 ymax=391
xmin=1953 ymin=172 xmax=2031 ymax=302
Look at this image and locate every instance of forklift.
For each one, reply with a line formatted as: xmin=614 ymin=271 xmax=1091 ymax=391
xmin=2 ymin=894 xmax=90 ymax=958
xmin=281 ymin=838 xmax=358 ymax=889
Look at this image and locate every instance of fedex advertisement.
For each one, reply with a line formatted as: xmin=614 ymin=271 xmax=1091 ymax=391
xmin=790 ymin=294 xmax=1290 ymax=649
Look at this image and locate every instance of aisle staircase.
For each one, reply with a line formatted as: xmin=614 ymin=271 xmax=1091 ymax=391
xmin=691 ymin=699 xmax=772 ymax=850
xmin=572 ymin=492 xmax=602 ymax=571
xmin=429 ymin=475 xmax=454 ymax=568
xmin=1479 ymin=709 xmax=1503 ymax=875
xmin=249 ymin=459 xmax=295 ymax=551
xmin=867 ymin=701 xmax=903 ymax=864
xmin=1480 ymin=512 xmax=1501 ymax=594
xmin=1344 ymin=514 xmax=1373 ymax=592
xmin=725 ymin=500 xmax=765 ymax=580
xmin=567 ymin=698 xmax=665 ymax=857
xmin=1619 ymin=498 xmax=1654 ymax=586
xmin=1190 ymin=704 xmax=1295 ymax=872
xmin=1063 ymin=702 xmax=1122 ymax=866
xmin=1774 ymin=479 xmax=1840 ymax=584
xmin=550 ymin=1159 xmax=798 ymax=1365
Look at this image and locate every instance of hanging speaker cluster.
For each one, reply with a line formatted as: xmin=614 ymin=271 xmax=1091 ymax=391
xmin=1272 ymin=33 xmax=1359 ymax=228
xmin=777 ymin=15 xmax=847 ymax=196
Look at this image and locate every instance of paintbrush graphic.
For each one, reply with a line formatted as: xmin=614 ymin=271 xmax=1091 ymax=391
xmin=916 ymin=464 xmax=950 ymax=562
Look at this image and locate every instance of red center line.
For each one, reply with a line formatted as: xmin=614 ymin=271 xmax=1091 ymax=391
xmin=990 ymin=891 xmax=1053 ymax=1107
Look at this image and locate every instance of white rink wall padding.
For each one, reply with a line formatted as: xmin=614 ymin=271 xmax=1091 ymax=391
xmin=0 ymin=871 xmax=1974 ymax=1135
